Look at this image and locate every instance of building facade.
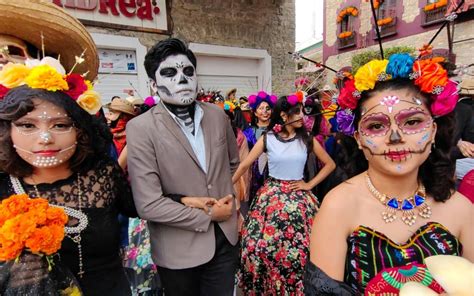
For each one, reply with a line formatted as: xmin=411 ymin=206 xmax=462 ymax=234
xmin=323 ymin=0 xmax=474 ymax=80
xmin=52 ymin=0 xmax=296 ymax=103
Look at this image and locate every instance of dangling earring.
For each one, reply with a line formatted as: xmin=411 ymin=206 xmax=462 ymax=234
xmin=431 ymin=141 xmax=436 ymax=151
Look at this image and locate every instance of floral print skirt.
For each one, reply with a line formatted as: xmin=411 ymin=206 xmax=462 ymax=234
xmin=238 ymin=177 xmax=318 ymax=296
xmin=124 ymin=218 xmax=161 ymax=295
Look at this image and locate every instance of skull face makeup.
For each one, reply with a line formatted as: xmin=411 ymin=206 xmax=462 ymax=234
xmin=153 ymin=54 xmax=197 ymax=106
xmin=355 ymin=88 xmax=436 ymax=175
xmin=0 ymin=35 xmax=32 ymax=69
xmin=10 ymin=99 xmax=77 ymax=169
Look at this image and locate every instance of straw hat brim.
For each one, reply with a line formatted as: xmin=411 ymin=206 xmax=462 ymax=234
xmin=0 ymin=0 xmax=98 ymax=81
xmin=459 ymin=78 xmax=474 ymax=95
xmin=226 ymin=88 xmax=237 ymax=98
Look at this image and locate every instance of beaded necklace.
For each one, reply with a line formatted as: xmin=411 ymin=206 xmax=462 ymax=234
xmin=366 ymin=172 xmax=432 ymax=226
xmin=10 ymin=174 xmax=89 ymax=278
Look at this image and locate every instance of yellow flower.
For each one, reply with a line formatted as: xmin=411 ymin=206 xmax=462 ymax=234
xmin=77 ymin=90 xmax=101 ymax=114
xmin=60 ymin=285 xmax=82 ymax=296
xmin=85 ymin=80 xmax=93 ymax=90
xmin=354 ymin=59 xmax=389 ymax=92
xmin=25 ymin=65 xmax=69 ymax=91
xmin=0 ymin=63 xmax=30 ymax=88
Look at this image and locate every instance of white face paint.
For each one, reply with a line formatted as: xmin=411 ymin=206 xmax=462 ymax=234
xmin=153 ymin=54 xmax=197 ymax=106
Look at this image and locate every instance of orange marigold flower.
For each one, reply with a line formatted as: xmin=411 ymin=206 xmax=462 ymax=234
xmin=413 ymin=60 xmax=448 ymax=93
xmin=1 ymin=194 xmax=29 ymax=216
xmin=0 ymin=235 xmax=23 ymax=261
xmin=46 ymin=207 xmax=68 ymax=225
xmin=0 ymin=215 xmax=36 ymax=242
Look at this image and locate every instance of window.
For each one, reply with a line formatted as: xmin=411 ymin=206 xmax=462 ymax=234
xmin=377 ymin=0 xmax=397 ymax=19
xmin=422 ymin=0 xmax=449 ymax=26
xmin=340 ymin=15 xmax=351 ymax=33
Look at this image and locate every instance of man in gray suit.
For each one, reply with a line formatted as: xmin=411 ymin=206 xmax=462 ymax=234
xmin=127 ymin=38 xmax=240 ymax=296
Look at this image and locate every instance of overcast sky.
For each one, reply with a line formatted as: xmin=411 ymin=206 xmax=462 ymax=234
xmin=295 ymin=0 xmax=324 ymax=49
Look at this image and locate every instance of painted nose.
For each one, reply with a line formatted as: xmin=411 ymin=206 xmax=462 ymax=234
xmin=178 ymin=74 xmax=188 ymax=84
xmin=39 ymin=131 xmax=52 ymax=144
xmin=388 ymin=129 xmax=402 ymax=144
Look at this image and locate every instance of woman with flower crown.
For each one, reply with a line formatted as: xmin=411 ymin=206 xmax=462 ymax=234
xmin=240 ymin=91 xmax=276 ymax=213
xmin=304 ymin=52 xmax=473 ymax=295
xmin=232 ymin=95 xmax=335 ymax=295
xmin=0 ymin=57 xmax=137 ymax=295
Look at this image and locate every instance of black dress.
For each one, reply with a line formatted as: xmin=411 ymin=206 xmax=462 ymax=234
xmin=0 ymin=158 xmax=138 ymax=296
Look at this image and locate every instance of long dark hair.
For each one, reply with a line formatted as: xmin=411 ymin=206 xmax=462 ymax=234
xmin=347 ymin=79 xmax=455 ymax=201
xmin=268 ymin=96 xmax=313 ymax=152
xmin=0 ymin=86 xmax=112 ymax=177
xmin=250 ymin=101 xmax=271 ymax=127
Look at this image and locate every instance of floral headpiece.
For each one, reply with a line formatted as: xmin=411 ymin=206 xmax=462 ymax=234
xmin=337 ymin=52 xmax=458 ymax=117
xmin=0 ymin=56 xmax=101 ymax=115
xmin=294 ymin=76 xmax=311 ymax=90
xmin=287 ymin=92 xmax=304 ymax=106
xmin=248 ymin=91 xmax=277 ymax=111
xmin=331 ymin=0 xmax=465 ymax=136
xmin=218 ymin=101 xmax=236 ymax=113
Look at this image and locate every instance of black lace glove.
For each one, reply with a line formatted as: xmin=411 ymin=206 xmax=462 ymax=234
xmin=304 ymin=261 xmax=356 ymax=296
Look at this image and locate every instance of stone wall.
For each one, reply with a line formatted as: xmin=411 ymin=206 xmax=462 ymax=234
xmin=324 ymin=20 xmax=474 ymax=83
xmin=88 ymin=0 xmax=296 ymax=95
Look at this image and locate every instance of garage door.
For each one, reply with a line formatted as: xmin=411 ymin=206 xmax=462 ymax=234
xmin=94 ymin=73 xmax=140 ymax=105
xmin=197 ymin=75 xmax=258 ymax=98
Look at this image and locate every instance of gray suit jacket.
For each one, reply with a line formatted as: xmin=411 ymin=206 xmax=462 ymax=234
xmin=126 ymin=101 xmax=240 ymax=269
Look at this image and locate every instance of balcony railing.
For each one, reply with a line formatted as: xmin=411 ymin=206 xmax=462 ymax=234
xmin=373 ymin=17 xmax=397 ymax=39
xmin=338 ymin=33 xmax=356 ymax=50
xmin=422 ymin=5 xmax=448 ymax=26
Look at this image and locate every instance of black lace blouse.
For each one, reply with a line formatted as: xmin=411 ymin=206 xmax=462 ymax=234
xmin=0 ymin=158 xmax=137 ymax=296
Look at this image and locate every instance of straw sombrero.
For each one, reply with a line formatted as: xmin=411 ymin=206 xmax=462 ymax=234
xmin=0 ymin=0 xmax=98 ymax=80
xmin=104 ymin=98 xmax=136 ymax=116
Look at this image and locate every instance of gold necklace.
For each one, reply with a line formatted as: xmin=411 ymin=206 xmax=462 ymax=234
xmin=365 ymin=172 xmax=432 ymax=226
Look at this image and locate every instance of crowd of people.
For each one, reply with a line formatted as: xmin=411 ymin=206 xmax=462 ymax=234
xmin=0 ymin=1 xmax=473 ymax=296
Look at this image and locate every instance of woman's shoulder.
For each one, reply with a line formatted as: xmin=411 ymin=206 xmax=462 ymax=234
xmin=439 ymin=191 xmax=472 ymax=217
xmin=320 ymin=173 xmax=365 ymax=213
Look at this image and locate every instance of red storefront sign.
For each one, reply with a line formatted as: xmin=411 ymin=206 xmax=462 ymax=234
xmin=52 ymin=0 xmax=169 ymax=33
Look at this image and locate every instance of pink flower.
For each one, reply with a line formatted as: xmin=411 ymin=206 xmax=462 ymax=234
xmin=270 ymin=95 xmax=278 ymax=105
xmin=431 ymin=80 xmax=458 ymax=116
xmin=287 ymin=95 xmax=299 ymax=106
xmin=257 ymin=91 xmax=268 ymax=98
xmin=273 ymin=124 xmax=282 ymax=133
xmin=144 ymin=96 xmax=156 ymax=106
xmin=127 ymin=247 xmax=139 ymax=260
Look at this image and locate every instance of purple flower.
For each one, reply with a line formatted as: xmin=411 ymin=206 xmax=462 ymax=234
xmin=336 ymin=110 xmax=355 ymax=135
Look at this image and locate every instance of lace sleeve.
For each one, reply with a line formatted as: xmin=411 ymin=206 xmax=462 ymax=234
xmin=109 ymin=161 xmax=138 ymax=218
xmin=304 ymin=261 xmax=356 ymax=296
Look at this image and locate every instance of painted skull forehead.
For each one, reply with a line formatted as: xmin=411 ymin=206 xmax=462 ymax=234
xmin=359 ymin=90 xmax=433 ymax=138
xmin=25 ymin=100 xmax=70 ymax=121
xmin=154 ymin=54 xmax=197 ymax=106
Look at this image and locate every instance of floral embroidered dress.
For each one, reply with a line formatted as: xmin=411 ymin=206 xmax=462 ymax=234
xmin=239 ymin=133 xmax=318 ymax=295
xmin=345 ymin=222 xmax=462 ymax=295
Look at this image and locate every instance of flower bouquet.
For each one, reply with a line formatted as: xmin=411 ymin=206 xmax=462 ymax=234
xmin=0 ymin=194 xmax=82 ymax=295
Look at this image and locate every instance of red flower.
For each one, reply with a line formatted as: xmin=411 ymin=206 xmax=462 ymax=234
xmin=337 ymin=79 xmax=359 ymax=110
xmin=64 ymin=74 xmax=88 ymax=100
xmin=0 ymin=84 xmax=10 ymax=100
xmin=275 ymin=249 xmax=287 ymax=261
xmin=264 ymin=225 xmax=276 ymax=236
